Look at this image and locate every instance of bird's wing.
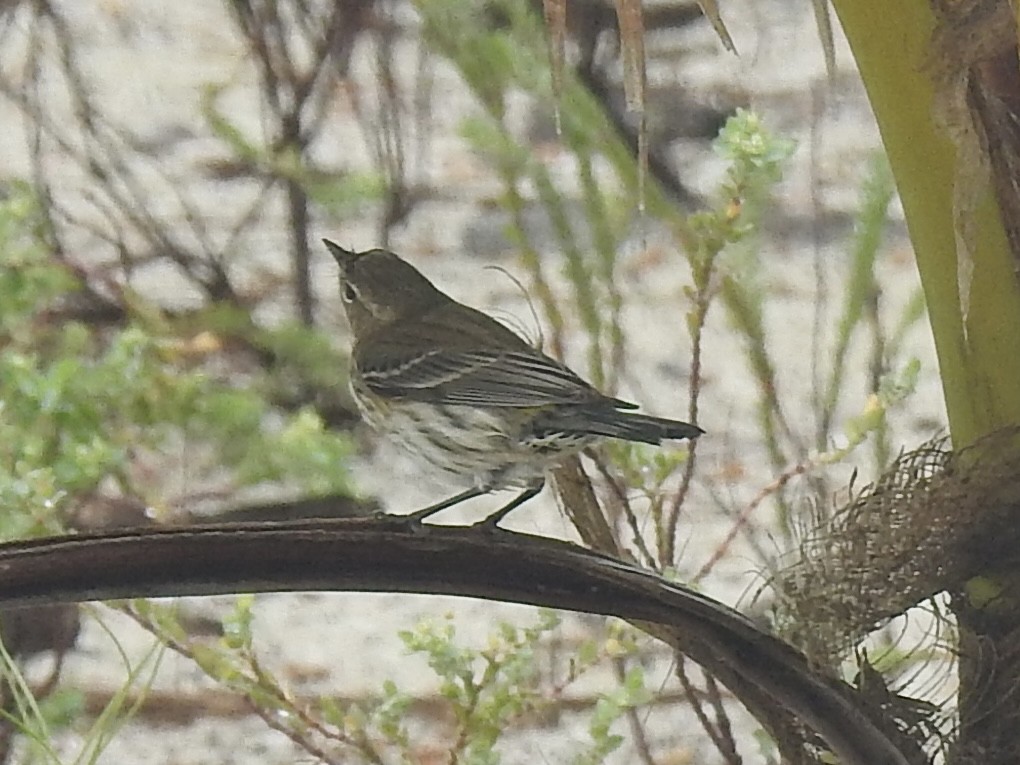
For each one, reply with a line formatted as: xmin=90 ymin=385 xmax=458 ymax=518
xmin=358 ymin=349 xmax=636 ymax=409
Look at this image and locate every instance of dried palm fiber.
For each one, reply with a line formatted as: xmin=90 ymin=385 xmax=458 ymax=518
xmin=775 ymin=429 xmax=1020 ymax=668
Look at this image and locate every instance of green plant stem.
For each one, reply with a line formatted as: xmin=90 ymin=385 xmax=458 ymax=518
xmin=831 ymin=2 xmax=1020 ymax=759
xmin=830 ymin=0 xmax=1020 ymax=447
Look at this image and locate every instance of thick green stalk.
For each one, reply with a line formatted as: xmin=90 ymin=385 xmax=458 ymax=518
xmin=831 ymin=3 xmax=1020 ymax=758
xmin=829 ymin=0 xmax=1020 ymax=446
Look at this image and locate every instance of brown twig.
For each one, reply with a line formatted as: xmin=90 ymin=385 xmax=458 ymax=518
xmin=693 ymin=457 xmax=814 ymax=583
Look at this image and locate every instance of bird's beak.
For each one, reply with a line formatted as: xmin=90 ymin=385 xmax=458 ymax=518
xmin=323 ymin=239 xmax=358 ymax=273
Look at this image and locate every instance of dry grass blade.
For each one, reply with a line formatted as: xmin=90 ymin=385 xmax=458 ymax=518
xmin=696 ymin=0 xmax=736 ymax=53
xmin=612 ymin=0 xmax=646 ymax=114
xmin=611 ymin=0 xmax=648 ymax=210
xmin=811 ymin=0 xmax=836 ymax=77
xmin=542 ymin=0 xmax=567 ymax=134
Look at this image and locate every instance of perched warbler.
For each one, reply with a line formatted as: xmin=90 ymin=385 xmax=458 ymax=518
xmin=325 ymin=240 xmax=702 ymax=527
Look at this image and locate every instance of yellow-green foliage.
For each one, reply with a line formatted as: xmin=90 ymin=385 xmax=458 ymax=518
xmin=831 ymin=0 xmax=1020 ymax=445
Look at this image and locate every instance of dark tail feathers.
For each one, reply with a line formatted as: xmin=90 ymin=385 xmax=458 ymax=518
xmin=536 ymin=407 xmax=703 ymax=445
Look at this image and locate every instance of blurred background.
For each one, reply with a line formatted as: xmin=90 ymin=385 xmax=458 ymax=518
xmin=0 ymin=1 xmax=948 ymax=763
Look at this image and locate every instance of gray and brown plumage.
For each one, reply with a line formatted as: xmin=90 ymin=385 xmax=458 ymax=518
xmin=325 ymin=240 xmax=702 ymax=526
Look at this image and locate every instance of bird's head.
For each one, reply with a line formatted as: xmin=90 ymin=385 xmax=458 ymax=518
xmin=324 ymin=240 xmax=446 ymax=339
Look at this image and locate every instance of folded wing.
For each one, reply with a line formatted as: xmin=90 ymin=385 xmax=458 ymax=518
xmin=358 ymin=349 xmax=637 ymax=410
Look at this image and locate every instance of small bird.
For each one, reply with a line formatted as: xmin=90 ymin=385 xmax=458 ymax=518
xmin=325 ymin=240 xmax=702 ymax=527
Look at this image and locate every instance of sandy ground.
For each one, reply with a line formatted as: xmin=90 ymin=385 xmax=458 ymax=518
xmin=0 ymin=1 xmax=947 ymax=763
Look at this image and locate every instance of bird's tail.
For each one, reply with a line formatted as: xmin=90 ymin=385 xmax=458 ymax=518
xmin=537 ymin=407 xmax=703 ymax=445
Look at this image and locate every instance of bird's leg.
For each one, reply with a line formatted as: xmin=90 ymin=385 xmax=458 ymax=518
xmin=473 ymin=481 xmax=544 ymax=530
xmin=408 ymin=486 xmax=487 ymax=524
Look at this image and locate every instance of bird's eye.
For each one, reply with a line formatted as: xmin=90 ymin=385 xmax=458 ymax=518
xmin=341 ymin=282 xmax=358 ymax=303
